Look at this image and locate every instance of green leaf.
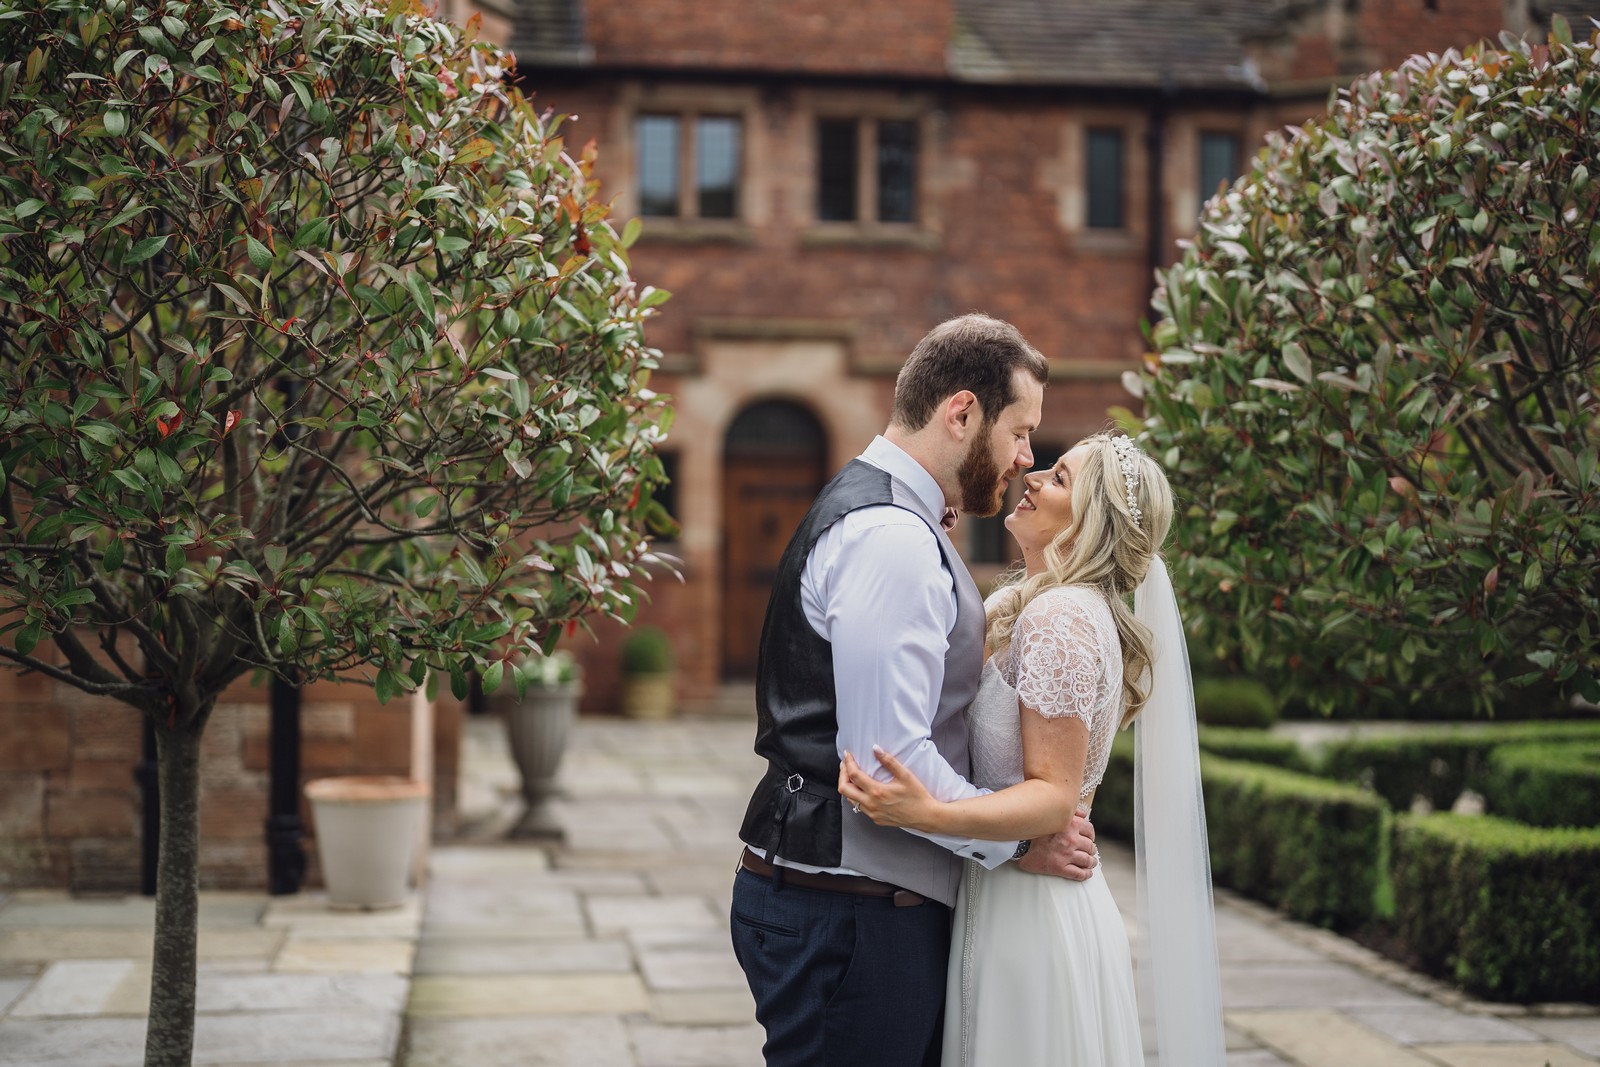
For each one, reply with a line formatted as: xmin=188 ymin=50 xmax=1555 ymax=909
xmin=125 ymin=234 xmax=169 ymax=264
xmin=15 ymin=622 xmax=41 ymax=657
xmin=404 ymin=271 xmax=437 ymax=326
xmin=246 ymin=235 xmax=273 ymax=270
xmin=481 ymin=660 xmax=504 ymax=694
xmin=1281 ymin=342 xmax=1313 ymax=383
xmin=103 ymin=539 xmax=125 ymax=573
xmin=103 ymin=110 xmax=127 ymax=136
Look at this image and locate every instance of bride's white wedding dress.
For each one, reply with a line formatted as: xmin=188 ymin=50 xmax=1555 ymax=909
xmin=943 ymin=584 xmax=1144 ymax=1067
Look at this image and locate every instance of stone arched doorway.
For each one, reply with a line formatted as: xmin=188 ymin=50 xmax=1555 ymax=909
xmin=721 ymin=399 xmax=829 ymax=679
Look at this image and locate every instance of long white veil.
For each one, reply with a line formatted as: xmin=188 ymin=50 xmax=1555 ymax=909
xmin=1133 ymin=557 xmax=1226 ymax=1066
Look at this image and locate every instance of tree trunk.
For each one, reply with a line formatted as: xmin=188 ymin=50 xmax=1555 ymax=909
xmin=143 ymin=715 xmax=206 ymax=1067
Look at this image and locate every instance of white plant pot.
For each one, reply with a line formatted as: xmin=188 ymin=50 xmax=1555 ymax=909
xmin=305 ymin=776 xmax=430 ymax=909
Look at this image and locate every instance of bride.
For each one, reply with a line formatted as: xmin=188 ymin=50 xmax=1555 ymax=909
xmin=838 ymin=432 xmax=1224 ymax=1066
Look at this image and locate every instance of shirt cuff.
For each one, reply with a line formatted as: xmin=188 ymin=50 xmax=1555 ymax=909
xmin=949 ymin=837 xmax=1021 ymax=870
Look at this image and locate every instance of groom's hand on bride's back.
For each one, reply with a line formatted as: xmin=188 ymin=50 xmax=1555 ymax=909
xmin=1016 ymin=810 xmax=1098 ymax=882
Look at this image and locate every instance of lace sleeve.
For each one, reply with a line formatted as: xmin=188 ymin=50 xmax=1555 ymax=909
xmin=1005 ymin=589 xmax=1113 ymax=724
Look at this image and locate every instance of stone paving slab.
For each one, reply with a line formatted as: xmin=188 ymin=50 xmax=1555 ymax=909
xmin=1225 ymin=1050 xmax=1299 ymax=1066
xmin=1530 ymin=1019 xmax=1600 ymax=1057
xmin=1348 ymin=1004 xmax=1544 ymax=1044
xmin=0 ymin=895 xmax=265 ymax=929
xmin=0 ymin=1016 xmax=148 ymax=1067
xmin=11 ymin=959 xmax=138 ymax=1017
xmin=1417 ymin=1044 xmax=1600 ymax=1067
xmin=189 ymin=1008 xmax=400 ymax=1064
xmin=260 ymin=896 xmax=422 ymax=939
xmin=401 ymin=1015 xmax=635 ymax=1067
xmin=1221 ymin=962 xmax=1436 ymax=1011
xmin=0 ymin=926 xmax=286 ymax=962
xmin=274 ymin=938 xmax=415 ymax=974
xmin=626 ymin=1021 xmax=765 ymax=1067
xmin=405 ymin=972 xmax=651 ymax=1017
xmin=648 ymin=990 xmax=758 ymax=1026
xmin=0 ymin=974 xmax=32 ymax=1012
xmin=636 ymin=943 xmax=747 ymax=992
xmin=584 ymin=896 xmax=721 ymax=937
xmin=1229 ymin=1009 xmax=1439 ymax=1066
xmin=412 ymin=936 xmax=631 ymax=975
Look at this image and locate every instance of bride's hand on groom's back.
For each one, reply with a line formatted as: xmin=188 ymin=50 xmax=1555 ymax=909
xmin=1017 ymin=810 xmax=1098 ymax=881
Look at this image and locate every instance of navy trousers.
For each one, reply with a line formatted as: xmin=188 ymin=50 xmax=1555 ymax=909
xmin=730 ymin=867 xmax=952 ymax=1067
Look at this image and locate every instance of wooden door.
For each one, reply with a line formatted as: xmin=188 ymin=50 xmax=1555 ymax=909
xmin=721 ymin=402 xmax=828 ymax=679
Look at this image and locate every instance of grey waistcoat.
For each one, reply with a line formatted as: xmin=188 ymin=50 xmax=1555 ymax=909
xmin=736 ymin=459 xmax=987 ymax=907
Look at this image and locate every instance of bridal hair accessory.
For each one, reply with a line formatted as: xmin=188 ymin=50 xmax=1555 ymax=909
xmin=1134 ymin=558 xmax=1225 ymax=1066
xmin=1111 ymin=435 xmax=1144 ymax=528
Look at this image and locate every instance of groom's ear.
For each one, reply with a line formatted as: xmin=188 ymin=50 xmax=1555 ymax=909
xmin=944 ymin=390 xmax=981 ymax=441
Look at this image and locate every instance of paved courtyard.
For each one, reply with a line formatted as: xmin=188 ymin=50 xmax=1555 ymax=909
xmin=1 ymin=715 xmax=1596 ymax=1066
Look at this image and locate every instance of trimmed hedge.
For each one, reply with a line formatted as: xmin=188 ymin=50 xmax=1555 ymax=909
xmin=1392 ymin=814 xmax=1600 ymax=1002
xmin=1198 ymin=726 xmax=1313 ymax=773
xmin=1193 ymin=678 xmax=1278 ymax=729
xmin=1487 ymin=742 xmax=1600 ymax=829
xmin=1091 ymin=739 xmax=1385 ymax=930
xmin=1318 ymin=721 xmax=1600 ymax=812
xmin=1201 ymin=755 xmax=1388 ymax=931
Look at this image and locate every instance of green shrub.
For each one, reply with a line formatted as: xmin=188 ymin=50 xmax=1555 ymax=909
xmin=1198 ymin=726 xmax=1312 ymax=772
xmin=1319 ymin=721 xmax=1600 ymax=811
xmin=1092 ymin=732 xmax=1137 ymax=841
xmin=1392 ymin=814 xmax=1600 ymax=1002
xmin=1194 ymin=678 xmax=1278 ymax=729
xmin=1487 ymin=742 xmax=1600 ymax=828
xmin=620 ymin=626 xmax=675 ymax=674
xmin=1140 ymin=22 xmax=1600 ymax=715
xmin=1091 ymin=739 xmax=1385 ymax=930
xmin=1201 ymin=755 xmax=1388 ymax=930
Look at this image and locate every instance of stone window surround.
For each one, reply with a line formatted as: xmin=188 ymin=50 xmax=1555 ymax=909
xmin=1044 ymin=108 xmax=1147 ymax=257
xmin=610 ymin=83 xmax=765 ymax=242
xmin=1168 ymin=112 xmax=1256 ymax=237
xmin=797 ymin=89 xmax=941 ymax=249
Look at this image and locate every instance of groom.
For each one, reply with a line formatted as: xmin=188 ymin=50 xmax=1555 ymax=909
xmin=732 ymin=314 xmax=1101 ymax=1067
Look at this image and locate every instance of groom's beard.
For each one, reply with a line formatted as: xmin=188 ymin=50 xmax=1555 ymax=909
xmin=957 ymin=430 xmax=1010 ymax=516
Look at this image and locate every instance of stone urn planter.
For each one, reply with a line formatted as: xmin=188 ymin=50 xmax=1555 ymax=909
xmin=492 ymin=653 xmax=581 ymax=840
xmin=304 ymin=776 xmax=430 ymax=909
xmin=620 ymin=626 xmax=676 ymax=720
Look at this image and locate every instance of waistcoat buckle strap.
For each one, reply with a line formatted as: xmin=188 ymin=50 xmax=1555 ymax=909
xmin=785 ymin=773 xmax=804 ymax=793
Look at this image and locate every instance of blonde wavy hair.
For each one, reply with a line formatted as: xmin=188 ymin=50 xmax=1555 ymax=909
xmin=985 ymin=432 xmax=1175 ymax=726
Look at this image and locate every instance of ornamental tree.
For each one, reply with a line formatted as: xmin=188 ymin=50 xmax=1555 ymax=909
xmin=0 ymin=2 xmax=672 ymax=1064
xmin=1140 ymin=19 xmax=1599 ymax=715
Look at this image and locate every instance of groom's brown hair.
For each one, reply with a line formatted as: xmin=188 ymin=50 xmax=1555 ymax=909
xmin=890 ymin=314 xmax=1048 ymax=432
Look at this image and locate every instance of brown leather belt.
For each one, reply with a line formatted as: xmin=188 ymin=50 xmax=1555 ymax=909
xmin=739 ymin=847 xmax=928 ymax=907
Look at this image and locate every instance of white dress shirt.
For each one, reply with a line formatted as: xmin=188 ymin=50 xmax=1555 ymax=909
xmin=769 ymin=436 xmax=1017 ymax=875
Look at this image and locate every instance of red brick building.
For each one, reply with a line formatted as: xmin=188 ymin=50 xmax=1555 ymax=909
xmin=506 ymin=0 xmax=1597 ymax=713
xmin=3 ymin=0 xmax=1594 ymax=891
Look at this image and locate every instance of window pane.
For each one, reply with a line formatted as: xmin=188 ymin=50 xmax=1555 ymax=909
xmin=817 ymin=118 xmax=859 ymax=222
xmin=1086 ymin=128 xmax=1125 ymax=230
xmin=1199 ymin=132 xmax=1240 ymax=205
xmin=877 ymin=119 xmax=919 ymax=223
xmin=697 ymin=116 xmax=741 ymax=219
xmin=636 ymin=115 xmax=680 ymax=217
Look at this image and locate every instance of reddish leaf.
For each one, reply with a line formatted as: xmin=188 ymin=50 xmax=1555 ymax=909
xmin=223 ymin=410 xmax=241 ymax=436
